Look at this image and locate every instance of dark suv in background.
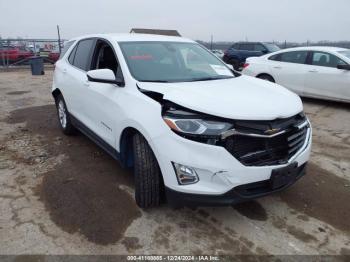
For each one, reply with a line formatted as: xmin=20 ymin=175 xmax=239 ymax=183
xmin=223 ymin=42 xmax=280 ymax=70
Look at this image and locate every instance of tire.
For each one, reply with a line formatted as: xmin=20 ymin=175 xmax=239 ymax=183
xmin=257 ymin=74 xmax=275 ymax=83
xmin=132 ymin=133 xmax=162 ymax=208
xmin=55 ymin=94 xmax=77 ymax=135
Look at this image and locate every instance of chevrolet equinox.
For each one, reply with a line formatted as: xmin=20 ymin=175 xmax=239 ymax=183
xmin=52 ymin=34 xmax=312 ymax=208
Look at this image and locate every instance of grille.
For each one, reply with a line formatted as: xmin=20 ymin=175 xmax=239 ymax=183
xmin=224 ymin=116 xmax=309 ymax=166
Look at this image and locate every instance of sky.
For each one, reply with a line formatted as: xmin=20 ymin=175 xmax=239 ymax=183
xmin=0 ymin=0 xmax=349 ymax=42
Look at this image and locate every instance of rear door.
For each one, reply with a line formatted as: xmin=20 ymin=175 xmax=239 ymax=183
xmin=304 ymin=51 xmax=350 ymax=101
xmin=63 ymin=38 xmax=95 ymax=126
xmin=269 ymin=51 xmax=309 ymax=95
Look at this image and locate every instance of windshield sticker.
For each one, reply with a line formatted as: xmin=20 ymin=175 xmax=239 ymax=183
xmin=210 ymin=65 xmax=232 ymax=76
xmin=130 ymin=55 xmax=153 ymax=60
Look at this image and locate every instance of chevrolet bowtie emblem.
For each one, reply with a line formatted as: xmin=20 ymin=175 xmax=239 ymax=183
xmin=264 ymin=128 xmax=281 ymax=135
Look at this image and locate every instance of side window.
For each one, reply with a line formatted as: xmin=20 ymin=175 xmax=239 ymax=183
xmin=59 ymin=41 xmax=75 ymax=59
xmin=240 ymin=44 xmax=253 ymax=51
xmin=268 ymin=54 xmax=280 ymax=61
xmin=72 ymin=39 xmax=95 ymax=71
xmin=90 ymin=40 xmax=122 ymax=79
xmin=279 ymin=51 xmax=308 ymax=64
xmin=311 ymin=52 xmax=346 ymax=68
xmin=232 ymin=43 xmax=240 ymax=49
xmin=254 ymin=44 xmax=266 ymax=52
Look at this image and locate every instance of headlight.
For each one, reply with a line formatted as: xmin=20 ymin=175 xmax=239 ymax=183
xmin=163 ymin=116 xmax=233 ymax=136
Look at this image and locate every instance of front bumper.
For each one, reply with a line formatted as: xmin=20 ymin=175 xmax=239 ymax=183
xmin=166 ymin=163 xmax=307 ymax=207
xmin=149 ymin=123 xmax=312 ymax=203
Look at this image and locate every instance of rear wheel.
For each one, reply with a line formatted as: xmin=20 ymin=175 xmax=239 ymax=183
xmin=55 ymin=94 xmax=77 ymax=135
xmin=257 ymin=74 xmax=275 ymax=83
xmin=132 ymin=133 xmax=162 ymax=208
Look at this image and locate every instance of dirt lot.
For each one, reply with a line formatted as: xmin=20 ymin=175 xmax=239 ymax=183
xmin=0 ymin=70 xmax=349 ymax=255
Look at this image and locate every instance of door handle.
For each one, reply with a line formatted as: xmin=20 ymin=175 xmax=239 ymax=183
xmin=273 ymin=66 xmax=282 ymax=69
xmin=62 ymin=68 xmax=67 ymax=74
xmin=309 ymin=69 xmax=318 ymax=73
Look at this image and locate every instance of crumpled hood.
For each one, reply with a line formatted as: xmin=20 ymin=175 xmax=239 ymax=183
xmin=138 ymin=75 xmax=303 ymax=120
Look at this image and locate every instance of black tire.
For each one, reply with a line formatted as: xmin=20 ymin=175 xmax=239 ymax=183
xmin=257 ymin=74 xmax=275 ymax=83
xmin=132 ymin=133 xmax=162 ymax=208
xmin=55 ymin=94 xmax=77 ymax=135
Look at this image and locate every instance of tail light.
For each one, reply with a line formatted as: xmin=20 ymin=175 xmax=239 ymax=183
xmin=243 ymin=63 xmax=249 ymax=69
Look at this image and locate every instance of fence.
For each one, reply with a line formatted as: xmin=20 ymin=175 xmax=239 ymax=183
xmin=0 ymin=38 xmax=64 ymax=68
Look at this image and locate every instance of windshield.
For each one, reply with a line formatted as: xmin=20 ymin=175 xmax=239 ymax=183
xmin=264 ymin=43 xmax=280 ymax=52
xmin=338 ymin=50 xmax=350 ymax=60
xmin=119 ymin=41 xmax=234 ymax=82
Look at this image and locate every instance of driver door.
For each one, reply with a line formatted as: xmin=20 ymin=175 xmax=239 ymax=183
xmin=84 ymin=39 xmax=125 ymax=147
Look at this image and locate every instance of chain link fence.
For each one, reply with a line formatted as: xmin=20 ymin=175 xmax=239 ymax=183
xmin=0 ymin=39 xmax=64 ymax=69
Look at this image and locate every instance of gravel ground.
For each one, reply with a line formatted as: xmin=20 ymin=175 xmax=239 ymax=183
xmin=0 ymin=70 xmax=349 ymax=256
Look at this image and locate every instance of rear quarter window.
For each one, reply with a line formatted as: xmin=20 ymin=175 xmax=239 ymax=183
xmin=268 ymin=54 xmax=280 ymax=61
xmin=68 ymin=45 xmax=77 ymax=64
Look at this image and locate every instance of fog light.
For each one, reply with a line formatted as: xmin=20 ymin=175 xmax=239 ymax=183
xmin=172 ymin=162 xmax=199 ymax=185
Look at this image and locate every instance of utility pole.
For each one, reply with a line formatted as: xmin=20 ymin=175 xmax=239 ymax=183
xmin=57 ymin=25 xmax=62 ymax=54
xmin=210 ymin=34 xmax=213 ymax=50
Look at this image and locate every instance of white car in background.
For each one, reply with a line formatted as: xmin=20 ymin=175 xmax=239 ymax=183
xmin=242 ymin=47 xmax=350 ymax=103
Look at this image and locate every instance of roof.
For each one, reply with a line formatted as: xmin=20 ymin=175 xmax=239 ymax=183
xmin=130 ymin=28 xmax=181 ymax=37
xmin=68 ymin=33 xmax=193 ymax=43
xmin=277 ymin=46 xmax=348 ymax=52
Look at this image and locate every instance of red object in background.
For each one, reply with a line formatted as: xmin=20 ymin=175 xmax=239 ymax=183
xmin=243 ymin=63 xmax=249 ymax=69
xmin=130 ymin=54 xmax=153 ymax=60
xmin=0 ymin=47 xmax=33 ymax=62
xmin=48 ymin=52 xmax=60 ymax=62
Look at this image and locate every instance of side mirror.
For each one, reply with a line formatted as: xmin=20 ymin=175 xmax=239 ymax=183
xmin=337 ymin=64 xmax=350 ymax=70
xmin=87 ymin=69 xmax=124 ymax=86
xmin=262 ymin=49 xmax=268 ymax=54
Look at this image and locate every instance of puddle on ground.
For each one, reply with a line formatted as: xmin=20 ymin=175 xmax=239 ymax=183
xmin=233 ymin=201 xmax=268 ymax=221
xmin=6 ymin=105 xmax=141 ymax=245
xmin=279 ymin=163 xmax=350 ymax=233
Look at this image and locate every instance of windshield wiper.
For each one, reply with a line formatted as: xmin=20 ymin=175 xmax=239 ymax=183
xmin=186 ymin=76 xmax=234 ymax=82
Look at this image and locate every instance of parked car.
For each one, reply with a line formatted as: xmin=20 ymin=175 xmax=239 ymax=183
xmin=0 ymin=46 xmax=33 ymax=63
xmin=223 ymin=42 xmax=280 ymax=70
xmin=48 ymin=52 xmax=60 ymax=63
xmin=52 ymin=34 xmax=311 ymax=208
xmin=242 ymin=47 xmax=350 ymax=103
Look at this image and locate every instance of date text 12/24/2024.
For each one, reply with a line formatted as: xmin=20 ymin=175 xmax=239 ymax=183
xmin=127 ymin=255 xmax=220 ymax=261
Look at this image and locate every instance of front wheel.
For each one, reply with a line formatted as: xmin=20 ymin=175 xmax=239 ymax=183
xmin=132 ymin=133 xmax=162 ymax=208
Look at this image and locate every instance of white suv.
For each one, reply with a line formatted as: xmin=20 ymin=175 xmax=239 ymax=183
xmin=52 ymin=34 xmax=312 ymax=208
